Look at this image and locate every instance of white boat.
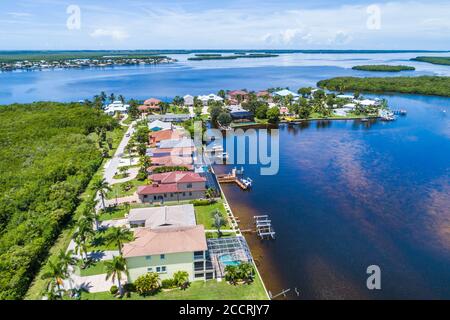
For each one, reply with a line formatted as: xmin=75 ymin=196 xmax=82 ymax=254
xmin=240 ymin=177 xmax=253 ymax=188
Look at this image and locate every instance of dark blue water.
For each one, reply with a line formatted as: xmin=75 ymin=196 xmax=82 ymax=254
xmin=216 ymin=93 xmax=450 ymax=299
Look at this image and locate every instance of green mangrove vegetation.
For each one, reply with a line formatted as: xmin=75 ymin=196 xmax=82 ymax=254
xmin=0 ymin=102 xmax=118 ymax=299
xmin=352 ymin=65 xmax=415 ymax=72
xmin=317 ymin=76 xmax=450 ymax=97
xmin=411 ymin=56 xmax=450 ymax=66
xmin=188 ymin=53 xmax=279 ymax=61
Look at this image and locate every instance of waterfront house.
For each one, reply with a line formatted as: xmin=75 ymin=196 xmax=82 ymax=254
xmin=148 ymin=120 xmax=172 ymax=131
xmin=137 ymin=171 xmax=206 ymax=203
xmin=227 ymin=105 xmax=254 ymax=120
xmin=183 ymin=95 xmax=194 ymax=107
xmin=147 ymin=113 xmax=192 ymax=123
xmin=127 ymin=204 xmax=196 ymax=228
xmin=104 ymin=101 xmax=129 ymax=115
xmin=123 ymin=225 xmax=213 ymax=282
xmin=228 ymin=90 xmax=249 ymax=104
xmin=273 ymin=89 xmax=300 ymax=100
xmin=147 ymin=155 xmax=194 ymax=172
xmin=148 ymin=129 xmax=182 ymax=147
xmin=151 ymin=146 xmax=196 ymax=158
xmin=138 ymin=98 xmax=162 ymax=113
xmin=197 ymin=94 xmax=224 ymax=106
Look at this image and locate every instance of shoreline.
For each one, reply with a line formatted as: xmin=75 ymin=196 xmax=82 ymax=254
xmin=209 ymin=165 xmax=271 ymax=300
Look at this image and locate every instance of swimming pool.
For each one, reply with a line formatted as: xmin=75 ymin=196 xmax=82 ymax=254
xmin=219 ymin=254 xmax=241 ymax=267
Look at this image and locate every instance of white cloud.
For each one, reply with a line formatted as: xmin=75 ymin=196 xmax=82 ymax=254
xmin=7 ymin=12 xmax=33 ymax=18
xmin=263 ymin=28 xmax=313 ymax=46
xmin=90 ymin=28 xmax=129 ymax=41
xmin=328 ymin=31 xmax=352 ymax=45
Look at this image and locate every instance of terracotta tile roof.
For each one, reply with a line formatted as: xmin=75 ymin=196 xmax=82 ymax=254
xmin=138 ymin=104 xmax=160 ymax=112
xmin=150 ymin=171 xmax=206 ymax=184
xmin=137 ymin=183 xmax=179 ymax=195
xmin=144 ymin=98 xmax=162 ymax=105
xmin=229 ymin=90 xmax=248 ymax=96
xmin=122 ymin=225 xmax=207 ymax=258
xmin=150 ymin=156 xmax=193 ymax=166
xmin=149 ymin=129 xmax=182 ymax=145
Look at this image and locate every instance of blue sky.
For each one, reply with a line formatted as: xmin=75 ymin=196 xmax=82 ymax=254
xmin=1 ymin=0 xmax=449 ymax=50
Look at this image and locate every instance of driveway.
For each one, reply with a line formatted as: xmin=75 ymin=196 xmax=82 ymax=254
xmin=104 ymin=121 xmax=136 ymax=185
xmin=99 ymin=218 xmax=129 ymax=229
xmin=63 ymin=267 xmax=126 ymax=293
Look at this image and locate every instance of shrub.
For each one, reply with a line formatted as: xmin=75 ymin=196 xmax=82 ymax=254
xmin=110 ymin=285 xmax=118 ymax=295
xmin=134 ymin=272 xmax=160 ymax=296
xmin=123 ymin=282 xmax=136 ymax=293
xmin=173 ymin=271 xmax=190 ymax=289
xmin=191 ymin=199 xmax=217 ymax=206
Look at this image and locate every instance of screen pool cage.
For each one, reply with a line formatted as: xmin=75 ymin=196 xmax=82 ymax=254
xmin=206 ymin=236 xmax=254 ymax=278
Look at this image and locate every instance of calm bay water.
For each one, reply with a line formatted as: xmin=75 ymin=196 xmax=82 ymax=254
xmin=1 ymin=52 xmax=449 ymax=299
xmin=215 ymin=93 xmax=450 ymax=299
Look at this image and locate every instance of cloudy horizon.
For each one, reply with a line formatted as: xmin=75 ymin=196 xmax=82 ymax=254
xmin=1 ymin=0 xmax=450 ymax=50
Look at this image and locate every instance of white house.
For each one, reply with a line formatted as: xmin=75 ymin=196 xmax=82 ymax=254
xmin=104 ymin=101 xmax=129 ymax=115
xmin=197 ymin=94 xmax=223 ymax=106
xmin=273 ymin=89 xmax=300 ymax=100
xmin=148 ymin=120 xmax=173 ymax=132
xmin=359 ymin=99 xmax=378 ymax=106
xmin=183 ymin=95 xmax=194 ymax=107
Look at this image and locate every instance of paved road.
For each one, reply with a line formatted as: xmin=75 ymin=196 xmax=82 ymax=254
xmin=104 ymin=121 xmax=136 ymax=185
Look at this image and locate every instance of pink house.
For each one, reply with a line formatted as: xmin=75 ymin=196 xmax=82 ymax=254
xmin=137 ymin=171 xmax=206 ymax=203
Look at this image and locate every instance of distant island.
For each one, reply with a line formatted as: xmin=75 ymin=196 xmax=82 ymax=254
xmin=411 ymin=56 xmax=450 ymax=66
xmin=188 ymin=53 xmax=279 ymax=61
xmin=0 ymin=51 xmax=176 ymax=71
xmin=352 ymin=65 xmax=415 ymax=72
xmin=317 ymin=76 xmax=450 ymax=97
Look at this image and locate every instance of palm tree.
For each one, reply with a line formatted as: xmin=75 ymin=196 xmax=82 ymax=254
xmin=205 ymin=188 xmax=215 ymax=199
xmin=105 ymin=256 xmax=128 ymax=296
xmin=118 ymin=94 xmax=125 ymax=104
xmin=73 ymin=216 xmax=95 ymax=268
xmin=238 ymin=262 xmax=254 ymax=283
xmin=41 ymin=258 xmax=66 ymax=299
xmin=106 ymin=226 xmax=133 ymax=255
xmin=100 ymin=91 xmax=107 ymax=104
xmin=109 ymin=93 xmax=116 ymax=103
xmin=91 ymin=178 xmax=111 ymax=210
xmin=56 ymin=249 xmax=78 ymax=290
xmin=224 ymin=265 xmax=239 ymax=285
xmin=173 ymin=271 xmax=190 ymax=289
xmin=57 ymin=249 xmax=78 ymax=273
xmin=212 ymin=210 xmax=226 ymax=237
xmin=84 ymin=197 xmax=100 ymax=230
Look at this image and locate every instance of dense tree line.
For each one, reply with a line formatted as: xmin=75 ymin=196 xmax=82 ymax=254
xmin=317 ymin=76 xmax=450 ymax=97
xmin=411 ymin=56 xmax=450 ymax=66
xmin=0 ymin=102 xmax=117 ymax=299
xmin=351 ymin=65 xmax=415 ymax=72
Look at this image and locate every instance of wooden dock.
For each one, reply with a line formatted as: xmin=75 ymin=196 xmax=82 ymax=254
xmin=217 ymin=173 xmax=249 ymax=190
xmin=254 ymin=215 xmax=276 ymax=239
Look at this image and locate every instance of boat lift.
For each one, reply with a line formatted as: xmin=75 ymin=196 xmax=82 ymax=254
xmin=254 ymin=215 xmax=276 ymax=239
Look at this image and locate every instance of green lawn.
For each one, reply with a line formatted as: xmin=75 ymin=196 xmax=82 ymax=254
xmin=81 ymin=275 xmax=268 ymax=300
xmin=98 ymin=205 xmax=129 ymax=221
xmin=106 ymin=179 xmax=148 ymax=200
xmin=194 ymin=201 xmax=229 ymax=229
xmin=205 ymin=231 xmax=236 ymax=239
xmin=77 ymin=260 xmax=110 ymax=276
